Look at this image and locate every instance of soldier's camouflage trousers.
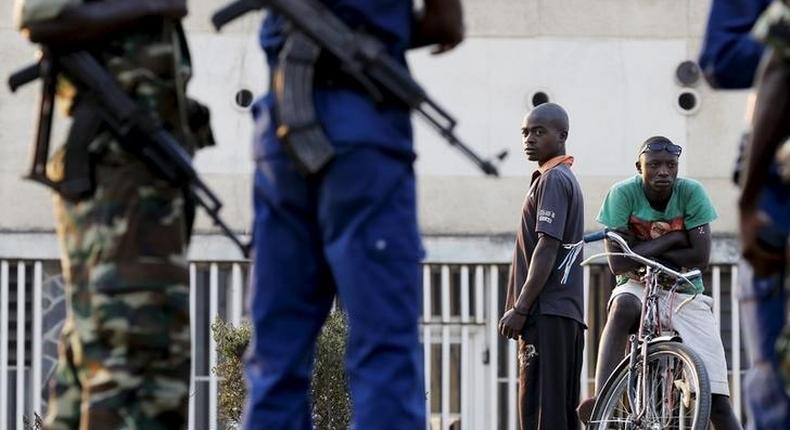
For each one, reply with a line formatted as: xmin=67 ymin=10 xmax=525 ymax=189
xmin=43 ymin=141 xmax=191 ymax=430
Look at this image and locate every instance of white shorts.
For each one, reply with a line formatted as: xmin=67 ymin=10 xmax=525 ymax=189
xmin=609 ymin=280 xmax=731 ymax=396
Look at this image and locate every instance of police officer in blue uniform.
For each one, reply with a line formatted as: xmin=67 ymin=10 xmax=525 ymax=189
xmin=243 ymin=1 xmax=463 ymax=429
xmin=699 ymin=0 xmax=772 ymax=89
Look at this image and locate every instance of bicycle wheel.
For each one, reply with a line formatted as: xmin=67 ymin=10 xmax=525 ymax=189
xmin=588 ymin=342 xmax=711 ymax=430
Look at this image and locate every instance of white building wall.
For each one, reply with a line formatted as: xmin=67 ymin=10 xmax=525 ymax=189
xmin=1 ymin=0 xmax=747 ymax=238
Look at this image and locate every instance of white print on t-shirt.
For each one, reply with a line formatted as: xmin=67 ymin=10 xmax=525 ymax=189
xmin=538 ymin=209 xmax=555 ymax=224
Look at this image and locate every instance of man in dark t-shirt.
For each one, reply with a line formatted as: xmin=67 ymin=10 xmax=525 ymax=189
xmin=499 ymin=103 xmax=585 ymax=430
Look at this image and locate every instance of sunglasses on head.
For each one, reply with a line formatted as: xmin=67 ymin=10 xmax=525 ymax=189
xmin=639 ymin=141 xmax=682 ymax=156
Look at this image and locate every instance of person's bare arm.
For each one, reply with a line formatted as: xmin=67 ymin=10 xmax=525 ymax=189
xmin=24 ymin=0 xmax=186 ymax=47
xmin=605 ymin=230 xmax=688 ymax=275
xmin=661 ymin=224 xmax=712 ymax=270
xmin=498 ymin=234 xmax=560 ymax=340
xmin=503 ymin=249 xmax=519 ymax=317
xmin=411 ymin=0 xmax=464 ymax=54
xmin=513 ymin=235 xmax=561 ymax=313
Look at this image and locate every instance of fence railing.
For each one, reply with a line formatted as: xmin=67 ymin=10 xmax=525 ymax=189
xmin=0 ymin=258 xmax=745 ymax=430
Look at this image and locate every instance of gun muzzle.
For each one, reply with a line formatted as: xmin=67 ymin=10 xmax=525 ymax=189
xmin=8 ymin=63 xmax=41 ymax=92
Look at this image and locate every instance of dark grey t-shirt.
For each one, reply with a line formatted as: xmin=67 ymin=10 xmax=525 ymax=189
xmin=506 ymin=164 xmax=585 ymax=326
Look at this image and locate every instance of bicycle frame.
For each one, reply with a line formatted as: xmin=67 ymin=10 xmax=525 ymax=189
xmin=630 ymin=265 xmax=676 ymax=425
xmin=579 ymin=230 xmax=702 ymax=428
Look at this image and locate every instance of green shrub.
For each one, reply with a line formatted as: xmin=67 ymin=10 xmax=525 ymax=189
xmin=212 ymin=311 xmax=352 ymax=429
xmin=24 ymin=413 xmax=42 ymax=430
xmin=212 ymin=319 xmax=252 ymax=425
xmin=311 ymin=311 xmax=352 ymax=429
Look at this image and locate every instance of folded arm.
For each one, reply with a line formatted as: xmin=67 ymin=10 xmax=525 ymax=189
xmin=605 ymin=229 xmax=688 ymax=275
xmin=660 ymin=224 xmax=712 ymax=270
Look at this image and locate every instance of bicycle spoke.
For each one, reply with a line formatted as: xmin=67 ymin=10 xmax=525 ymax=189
xmin=590 ymin=345 xmax=708 ymax=430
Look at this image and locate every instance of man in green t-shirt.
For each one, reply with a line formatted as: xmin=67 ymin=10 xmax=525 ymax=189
xmin=577 ymin=136 xmax=742 ymax=430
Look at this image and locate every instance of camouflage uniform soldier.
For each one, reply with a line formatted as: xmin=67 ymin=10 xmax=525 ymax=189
xmin=754 ymin=0 xmax=790 ymax=396
xmin=14 ymin=1 xmax=207 ymax=428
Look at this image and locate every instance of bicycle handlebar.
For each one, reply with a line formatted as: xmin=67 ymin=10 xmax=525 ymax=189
xmin=581 ymin=229 xmax=702 ymax=287
xmin=583 ymin=229 xmax=608 ymax=243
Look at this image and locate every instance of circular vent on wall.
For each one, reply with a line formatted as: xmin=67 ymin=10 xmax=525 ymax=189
xmin=676 ymin=89 xmax=700 ymax=115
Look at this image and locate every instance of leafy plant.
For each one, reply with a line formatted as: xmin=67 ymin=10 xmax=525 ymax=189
xmin=311 ymin=311 xmax=352 ymax=429
xmin=24 ymin=413 xmax=42 ymax=430
xmin=212 ymin=311 xmax=352 ymax=429
xmin=212 ymin=319 xmax=252 ymax=426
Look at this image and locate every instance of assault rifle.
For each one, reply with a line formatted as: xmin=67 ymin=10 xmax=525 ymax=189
xmin=212 ymin=0 xmax=506 ymax=176
xmin=8 ymin=52 xmax=250 ymax=258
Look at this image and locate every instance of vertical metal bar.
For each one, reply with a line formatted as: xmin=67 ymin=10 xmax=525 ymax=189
xmin=488 ymin=265 xmax=499 ymax=430
xmin=188 ymin=263 xmax=196 ymax=430
xmin=507 ymin=333 xmax=517 ymax=430
xmin=712 ymin=266 xmax=721 ymax=325
xmin=460 ymin=266 xmax=470 ymax=430
xmin=422 ymin=265 xmax=432 ymax=430
xmin=32 ymin=262 xmax=43 ymax=417
xmin=581 ymin=265 xmax=591 ymax=400
xmin=231 ymin=263 xmax=244 ymax=326
xmin=441 ymin=265 xmax=451 ymax=429
xmin=16 ymin=262 xmax=26 ymax=429
xmin=1 ymin=261 xmax=10 ymax=429
xmin=475 ymin=266 xmax=485 ymax=324
xmin=731 ymin=264 xmax=742 ymax=421
xmin=209 ymin=263 xmax=219 ymax=430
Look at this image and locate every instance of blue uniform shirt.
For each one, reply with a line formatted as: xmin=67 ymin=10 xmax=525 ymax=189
xmin=254 ymin=0 xmax=414 ymax=161
xmin=699 ymin=0 xmax=771 ymax=89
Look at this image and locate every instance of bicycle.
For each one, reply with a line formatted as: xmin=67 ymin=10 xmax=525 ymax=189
xmin=572 ymin=229 xmax=712 ymax=430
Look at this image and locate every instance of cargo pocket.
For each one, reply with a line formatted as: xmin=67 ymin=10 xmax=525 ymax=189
xmin=90 ymin=163 xmax=188 ymax=293
xmin=362 ymin=168 xmax=424 ymax=263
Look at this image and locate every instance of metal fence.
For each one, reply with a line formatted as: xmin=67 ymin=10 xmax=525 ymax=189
xmin=0 ymin=258 xmax=745 ymax=430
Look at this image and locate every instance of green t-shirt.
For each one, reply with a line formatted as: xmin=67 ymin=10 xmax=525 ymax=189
xmin=596 ymin=176 xmax=718 ymax=294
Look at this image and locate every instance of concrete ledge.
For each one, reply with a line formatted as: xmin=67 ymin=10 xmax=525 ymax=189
xmin=0 ymin=231 xmax=741 ymax=264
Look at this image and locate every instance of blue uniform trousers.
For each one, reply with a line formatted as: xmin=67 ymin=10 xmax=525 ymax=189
xmin=740 ymin=170 xmax=790 ymax=430
xmin=243 ymin=146 xmax=426 ymax=430
xmin=740 ymin=263 xmax=790 ymax=430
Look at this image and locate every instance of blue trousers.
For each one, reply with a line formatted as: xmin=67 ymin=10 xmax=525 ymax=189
xmin=740 ymin=261 xmax=790 ymax=430
xmin=243 ymin=147 xmax=426 ymax=430
xmin=740 ymin=171 xmax=790 ymax=429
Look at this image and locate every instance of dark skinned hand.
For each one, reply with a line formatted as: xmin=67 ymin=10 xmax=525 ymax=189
xmin=411 ymin=0 xmax=464 ymax=54
xmin=498 ymin=309 xmax=527 ymax=340
xmin=740 ymin=207 xmax=785 ymax=277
